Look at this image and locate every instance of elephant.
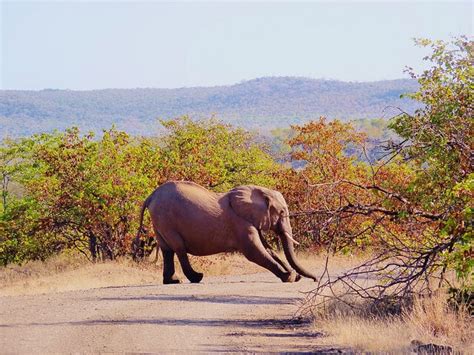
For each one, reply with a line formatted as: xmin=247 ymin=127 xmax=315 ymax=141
xmin=133 ymin=181 xmax=317 ymax=284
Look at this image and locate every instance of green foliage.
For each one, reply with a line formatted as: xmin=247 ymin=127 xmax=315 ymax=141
xmin=1 ymin=117 xmax=275 ymax=264
xmin=1 ymin=136 xmax=60 ymax=265
xmin=0 ymin=197 xmax=52 ymax=265
xmin=389 ymin=37 xmax=473 ymax=282
xmin=1 ymin=128 xmax=161 ymax=264
xmin=159 ymin=116 xmax=276 ymax=191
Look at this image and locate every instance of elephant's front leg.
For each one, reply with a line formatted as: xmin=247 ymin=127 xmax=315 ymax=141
xmin=258 ymin=231 xmax=302 ymax=282
xmin=241 ymin=229 xmax=298 ymax=282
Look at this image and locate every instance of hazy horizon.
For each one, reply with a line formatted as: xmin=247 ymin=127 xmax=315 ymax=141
xmin=1 ymin=75 xmax=417 ymax=92
xmin=2 ymin=1 xmax=472 ymax=90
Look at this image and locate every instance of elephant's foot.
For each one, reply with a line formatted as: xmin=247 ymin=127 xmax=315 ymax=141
xmin=163 ymin=275 xmax=182 ymax=285
xmin=281 ymin=270 xmax=299 ymax=283
xmin=188 ymin=272 xmax=204 ymax=284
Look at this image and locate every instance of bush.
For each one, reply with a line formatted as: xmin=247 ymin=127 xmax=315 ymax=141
xmin=1 ymin=117 xmax=276 ymax=264
xmin=299 ymin=37 xmax=473 ymax=318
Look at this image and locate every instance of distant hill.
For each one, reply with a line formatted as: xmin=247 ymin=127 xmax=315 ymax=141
xmin=0 ymin=77 xmax=420 ymax=138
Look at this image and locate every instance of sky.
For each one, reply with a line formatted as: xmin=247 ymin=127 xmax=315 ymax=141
xmin=1 ymin=1 xmax=472 ymax=90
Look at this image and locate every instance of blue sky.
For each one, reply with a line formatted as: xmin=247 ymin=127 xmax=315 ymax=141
xmin=1 ymin=1 xmax=472 ymax=90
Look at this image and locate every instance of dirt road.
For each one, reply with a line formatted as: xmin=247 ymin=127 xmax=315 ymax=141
xmin=0 ymin=272 xmax=339 ymax=353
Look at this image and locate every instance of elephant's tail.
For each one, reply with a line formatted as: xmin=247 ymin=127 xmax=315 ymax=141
xmin=132 ymin=194 xmax=152 ymax=259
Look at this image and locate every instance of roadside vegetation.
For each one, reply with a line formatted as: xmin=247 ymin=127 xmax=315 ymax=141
xmin=314 ymin=290 xmax=472 ymax=352
xmin=1 ymin=38 xmax=472 ymax=351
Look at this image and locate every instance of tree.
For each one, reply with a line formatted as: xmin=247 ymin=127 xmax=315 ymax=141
xmin=303 ymin=38 xmax=473 ymax=312
xmin=1 ymin=117 xmax=277 ymax=264
xmin=389 ymin=37 xmax=473 ymax=281
xmin=159 ymin=116 xmax=277 ymax=191
xmin=1 ymin=128 xmax=161 ymax=263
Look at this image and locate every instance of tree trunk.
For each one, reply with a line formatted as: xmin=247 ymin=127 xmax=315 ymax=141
xmin=88 ymin=234 xmax=97 ymax=262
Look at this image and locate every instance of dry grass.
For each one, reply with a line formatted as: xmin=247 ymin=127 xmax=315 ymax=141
xmin=312 ymin=292 xmax=473 ymax=353
xmin=0 ymin=252 xmax=87 ymax=286
xmin=0 ymin=249 xmax=363 ymax=297
xmin=0 ymin=253 xmax=162 ymax=296
xmin=2 ymin=250 xmax=319 ymax=296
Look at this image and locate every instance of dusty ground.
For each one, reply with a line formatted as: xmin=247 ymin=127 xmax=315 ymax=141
xmin=0 ymin=255 xmax=347 ymax=353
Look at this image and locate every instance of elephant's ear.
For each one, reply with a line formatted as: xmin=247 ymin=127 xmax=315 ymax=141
xmin=229 ymin=185 xmax=275 ymax=231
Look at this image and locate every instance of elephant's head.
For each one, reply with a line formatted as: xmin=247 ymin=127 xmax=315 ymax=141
xmin=229 ymin=185 xmax=317 ymax=281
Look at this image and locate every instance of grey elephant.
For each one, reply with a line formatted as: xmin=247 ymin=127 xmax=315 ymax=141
xmin=133 ymin=181 xmax=317 ymax=284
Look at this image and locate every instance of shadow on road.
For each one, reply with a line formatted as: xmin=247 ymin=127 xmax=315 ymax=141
xmin=227 ymin=330 xmax=322 ymax=338
xmin=0 ymin=316 xmax=311 ymax=329
xmin=94 ymin=279 xmax=280 ymax=291
xmin=96 ymin=294 xmax=300 ymax=305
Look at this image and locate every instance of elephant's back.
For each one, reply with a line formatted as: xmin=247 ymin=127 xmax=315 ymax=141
xmin=148 ymin=181 xmax=236 ymax=254
xmin=152 ymin=181 xmax=219 ymax=212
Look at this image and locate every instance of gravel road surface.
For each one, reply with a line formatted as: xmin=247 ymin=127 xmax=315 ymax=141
xmin=0 ymin=272 xmax=340 ymax=353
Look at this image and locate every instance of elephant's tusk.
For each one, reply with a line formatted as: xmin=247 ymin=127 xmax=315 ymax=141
xmin=284 ymin=232 xmax=300 ymax=245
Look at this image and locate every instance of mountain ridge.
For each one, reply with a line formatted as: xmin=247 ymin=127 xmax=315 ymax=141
xmin=4 ymin=76 xmax=416 ymax=92
xmin=0 ymin=76 xmax=420 ymax=138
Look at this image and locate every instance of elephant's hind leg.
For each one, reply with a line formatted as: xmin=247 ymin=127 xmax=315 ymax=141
xmin=176 ymin=252 xmax=203 ymax=283
xmin=161 ymin=249 xmax=181 ymax=284
xmin=160 ymin=229 xmax=203 ymax=284
xmin=154 ymin=231 xmax=181 ymax=284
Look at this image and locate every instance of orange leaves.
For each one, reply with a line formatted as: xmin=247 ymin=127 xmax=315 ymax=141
xmin=288 ymin=117 xmax=368 ymax=185
xmin=276 ymin=117 xmax=422 ymax=251
xmin=289 ymin=117 xmax=367 ymax=159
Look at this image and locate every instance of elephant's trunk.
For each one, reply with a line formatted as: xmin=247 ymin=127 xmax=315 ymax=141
xmin=281 ymin=231 xmax=318 ymax=281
